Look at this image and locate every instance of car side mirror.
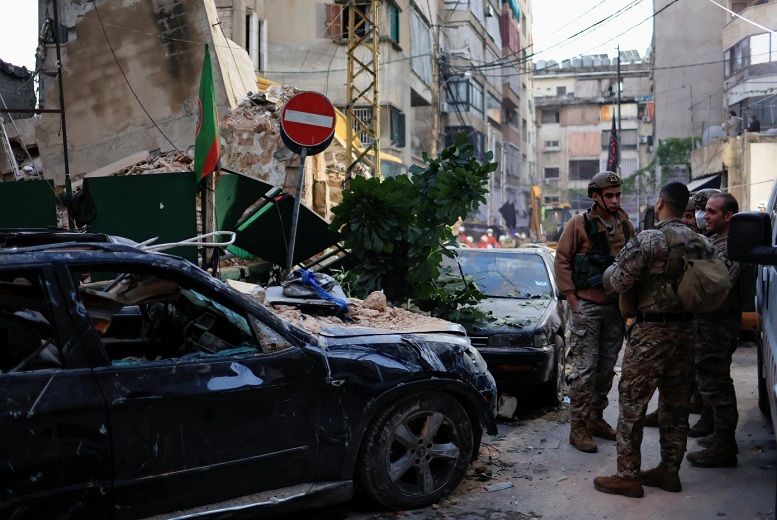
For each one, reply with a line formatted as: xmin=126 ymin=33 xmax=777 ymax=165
xmin=728 ymin=212 xmax=777 ymax=265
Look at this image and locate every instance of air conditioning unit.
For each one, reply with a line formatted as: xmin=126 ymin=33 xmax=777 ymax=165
xmin=639 ymin=135 xmax=648 ymax=144
xmin=647 ymin=145 xmax=653 ymax=152
xmin=642 ymin=115 xmax=651 ymax=123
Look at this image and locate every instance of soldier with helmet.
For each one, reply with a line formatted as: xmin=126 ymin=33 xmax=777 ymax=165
xmin=682 ymin=196 xmax=700 ymax=233
xmin=555 ymin=171 xmax=635 ymax=453
xmin=594 ymin=182 xmax=714 ymax=497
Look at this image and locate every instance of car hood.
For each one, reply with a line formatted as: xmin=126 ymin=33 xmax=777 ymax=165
xmin=471 ymin=297 xmax=553 ymax=333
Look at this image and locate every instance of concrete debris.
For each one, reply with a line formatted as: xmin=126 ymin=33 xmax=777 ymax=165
xmin=363 ymin=291 xmax=388 ymax=312
xmin=483 ymin=482 xmax=513 ymax=492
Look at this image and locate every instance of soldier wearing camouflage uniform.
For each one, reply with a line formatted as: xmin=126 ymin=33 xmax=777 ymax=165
xmin=594 ymin=182 xmax=714 ymax=498
xmin=555 ymin=172 xmax=634 ymax=453
xmin=685 ymin=188 xmax=723 ymax=438
xmin=686 ymin=193 xmax=755 ymax=467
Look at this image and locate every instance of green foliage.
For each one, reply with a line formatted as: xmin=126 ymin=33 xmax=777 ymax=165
xmin=415 ymin=265 xmax=492 ymax=329
xmin=626 ymin=137 xmax=700 ymax=193
xmin=330 ymin=132 xmax=497 ymax=314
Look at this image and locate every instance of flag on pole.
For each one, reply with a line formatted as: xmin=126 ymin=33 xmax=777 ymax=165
xmin=606 ymin=114 xmax=618 ymax=172
xmin=194 ymin=43 xmax=220 ymax=183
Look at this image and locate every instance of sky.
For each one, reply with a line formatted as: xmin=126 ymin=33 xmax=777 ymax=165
xmin=531 ymin=0 xmax=654 ymax=63
xmin=0 ymin=0 xmax=654 ymax=72
xmin=0 ymin=0 xmax=38 ymax=70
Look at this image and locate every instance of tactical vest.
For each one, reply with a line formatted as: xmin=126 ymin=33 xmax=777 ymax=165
xmin=572 ymin=213 xmax=631 ymax=289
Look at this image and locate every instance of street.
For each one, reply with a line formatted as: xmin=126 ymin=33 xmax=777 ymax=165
xmin=291 ymin=342 xmax=777 ymax=520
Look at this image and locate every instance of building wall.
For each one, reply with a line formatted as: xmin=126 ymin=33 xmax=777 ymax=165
xmin=0 ymin=60 xmax=35 ymax=123
xmin=37 ymin=0 xmax=253 ymax=184
xmin=653 ymin=0 xmax=726 ymax=142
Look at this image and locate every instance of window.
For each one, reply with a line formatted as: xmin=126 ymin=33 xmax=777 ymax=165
xmin=390 ymin=106 xmax=406 ymax=147
xmin=445 ymin=79 xmax=484 ymax=117
xmin=569 ymin=160 xmax=599 ymax=180
xmin=388 ymin=2 xmax=400 ymax=43
xmin=351 ymin=106 xmax=374 ymax=146
xmin=410 ymin=9 xmax=432 ymax=85
xmin=0 ymin=270 xmax=62 ymax=372
xmin=544 ymin=140 xmax=560 ymax=151
xmin=486 ymin=92 xmax=501 ymax=123
xmin=445 ymin=127 xmax=485 ymax=161
xmin=325 ymin=3 xmax=371 ymax=40
xmin=541 ymin=110 xmax=560 ymax=124
xmin=69 ymin=267 xmax=292 ymax=365
xmin=544 ymin=167 xmax=560 ymax=179
xmin=556 ymin=86 xmax=566 ymax=96
xmin=751 ymin=33 xmax=770 ymax=65
xmin=600 ymin=129 xmax=638 ymax=149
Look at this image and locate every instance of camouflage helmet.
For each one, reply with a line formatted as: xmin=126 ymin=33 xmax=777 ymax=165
xmin=587 ymin=171 xmax=622 ymax=198
xmin=686 ymin=196 xmax=695 ymax=212
xmin=692 ymin=188 xmax=722 ymax=210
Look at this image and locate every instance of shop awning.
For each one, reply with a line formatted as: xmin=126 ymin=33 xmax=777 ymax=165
xmin=686 ymin=174 xmax=721 ymax=192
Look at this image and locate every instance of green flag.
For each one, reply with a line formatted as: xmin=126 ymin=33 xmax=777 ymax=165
xmin=194 ymin=44 xmax=220 ymax=183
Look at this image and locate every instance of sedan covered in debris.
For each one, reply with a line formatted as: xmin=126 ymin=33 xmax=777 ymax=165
xmin=442 ymin=246 xmax=568 ymax=406
xmin=0 ymin=231 xmax=497 ymax=519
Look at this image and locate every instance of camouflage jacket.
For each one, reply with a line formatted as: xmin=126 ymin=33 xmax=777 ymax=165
xmin=700 ymin=233 xmax=756 ymax=318
xmin=606 ymin=218 xmax=713 ymax=314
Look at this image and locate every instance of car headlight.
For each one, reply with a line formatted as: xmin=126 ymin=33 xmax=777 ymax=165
xmin=463 ymin=345 xmax=489 ymax=374
xmin=534 ymin=330 xmax=549 ymax=347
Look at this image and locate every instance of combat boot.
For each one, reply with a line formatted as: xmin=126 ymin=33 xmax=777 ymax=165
xmin=686 ymin=431 xmax=738 ymax=468
xmin=688 ymin=407 xmax=714 ymax=438
xmin=587 ymin=409 xmax=617 ymax=440
xmin=593 ymin=475 xmax=644 ymax=498
xmin=689 ymin=391 xmax=704 ymax=414
xmin=639 ymin=465 xmax=681 ymax=492
xmin=697 ymin=432 xmax=739 ymax=453
xmin=644 ymin=409 xmax=658 ymax=427
xmin=569 ymin=420 xmax=597 ymax=453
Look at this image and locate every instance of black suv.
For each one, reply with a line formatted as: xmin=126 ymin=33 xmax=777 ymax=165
xmin=0 ymin=231 xmax=497 ymax=519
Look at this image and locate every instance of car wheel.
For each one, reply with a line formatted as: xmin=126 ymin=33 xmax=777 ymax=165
xmin=758 ymin=338 xmax=772 ymax=418
xmin=356 ymin=392 xmax=474 ymax=510
xmin=538 ymin=335 xmax=566 ymax=407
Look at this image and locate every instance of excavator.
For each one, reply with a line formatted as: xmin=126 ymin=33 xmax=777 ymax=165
xmin=529 ymin=185 xmax=573 ymax=246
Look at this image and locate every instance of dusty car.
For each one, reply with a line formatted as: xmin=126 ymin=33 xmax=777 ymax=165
xmin=442 ymin=246 xmax=568 ymax=406
xmin=0 ymin=231 xmax=497 ymax=519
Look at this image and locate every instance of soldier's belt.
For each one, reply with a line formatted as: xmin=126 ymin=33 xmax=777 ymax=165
xmin=635 ymin=311 xmax=693 ymax=323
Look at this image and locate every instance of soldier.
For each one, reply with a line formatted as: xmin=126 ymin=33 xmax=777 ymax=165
xmin=594 ymin=182 xmax=713 ymax=497
xmin=554 ymin=171 xmax=634 ymax=453
xmin=686 ymin=193 xmax=756 ymax=467
xmin=682 ymin=196 xmax=700 ymax=233
xmin=685 ymin=187 xmax=723 ymax=437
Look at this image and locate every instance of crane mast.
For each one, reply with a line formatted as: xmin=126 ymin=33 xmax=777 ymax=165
xmin=344 ymin=0 xmax=380 ymax=180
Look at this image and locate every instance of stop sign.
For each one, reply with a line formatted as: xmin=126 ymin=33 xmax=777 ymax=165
xmin=280 ymin=91 xmax=337 ymax=156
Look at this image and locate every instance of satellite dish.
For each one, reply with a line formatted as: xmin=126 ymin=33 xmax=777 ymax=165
xmin=702 ymin=125 xmax=726 ymax=145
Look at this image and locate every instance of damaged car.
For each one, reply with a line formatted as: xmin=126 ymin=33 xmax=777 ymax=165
xmin=0 ymin=231 xmax=497 ymax=519
xmin=442 ymin=246 xmax=569 ymax=406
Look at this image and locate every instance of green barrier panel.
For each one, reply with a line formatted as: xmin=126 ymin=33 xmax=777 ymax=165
xmin=86 ymin=173 xmax=197 ymax=262
xmin=0 ymin=180 xmax=57 ymax=228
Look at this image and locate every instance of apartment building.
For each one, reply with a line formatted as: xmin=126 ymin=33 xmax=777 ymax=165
xmin=533 ymin=53 xmax=654 ymax=217
xmin=690 ymin=0 xmax=777 ymax=212
xmin=215 ymin=0 xmax=532 ymax=229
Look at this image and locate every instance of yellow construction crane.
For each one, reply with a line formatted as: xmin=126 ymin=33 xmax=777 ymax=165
xmin=343 ymin=0 xmax=380 ymax=180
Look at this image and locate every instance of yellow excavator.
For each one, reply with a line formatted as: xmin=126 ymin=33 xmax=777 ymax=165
xmin=529 ymin=186 xmax=572 ymax=246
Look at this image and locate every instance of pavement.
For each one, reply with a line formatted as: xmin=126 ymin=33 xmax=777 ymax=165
xmin=294 ymin=342 xmax=777 ymax=520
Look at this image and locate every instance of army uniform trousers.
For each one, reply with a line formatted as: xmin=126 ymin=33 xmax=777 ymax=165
xmin=567 ymin=299 xmax=625 ymax=423
xmin=695 ymin=312 xmax=741 ymax=434
xmin=616 ymin=320 xmax=695 ymax=479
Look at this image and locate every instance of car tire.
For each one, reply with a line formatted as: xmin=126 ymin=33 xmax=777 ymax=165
xmin=758 ymin=338 xmax=772 ymax=418
xmin=356 ymin=392 xmax=474 ymax=510
xmin=538 ymin=335 xmax=566 ymax=407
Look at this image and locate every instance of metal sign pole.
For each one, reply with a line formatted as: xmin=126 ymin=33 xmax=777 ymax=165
xmin=286 ymin=146 xmax=308 ymax=274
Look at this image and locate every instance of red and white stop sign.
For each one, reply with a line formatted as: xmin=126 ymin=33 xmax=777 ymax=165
xmin=280 ymin=91 xmax=336 ymax=155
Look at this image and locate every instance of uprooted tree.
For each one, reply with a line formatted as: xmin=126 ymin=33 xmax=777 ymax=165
xmin=330 ymin=132 xmax=497 ymax=321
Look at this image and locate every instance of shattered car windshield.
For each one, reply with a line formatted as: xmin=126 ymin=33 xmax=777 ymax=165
xmin=446 ymin=251 xmax=552 ymax=299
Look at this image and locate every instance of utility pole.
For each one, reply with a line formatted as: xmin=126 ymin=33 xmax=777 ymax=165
xmin=616 ymin=45 xmax=621 ymax=172
xmin=689 ymin=84 xmax=694 ymax=141
xmin=430 ymin=25 xmax=440 ymax=156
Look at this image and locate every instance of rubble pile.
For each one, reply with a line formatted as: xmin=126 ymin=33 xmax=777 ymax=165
xmin=268 ymin=291 xmax=455 ymax=334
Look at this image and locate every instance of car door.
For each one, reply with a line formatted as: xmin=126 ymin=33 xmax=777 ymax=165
xmin=0 ymin=265 xmax=112 ymax=519
xmin=64 ymin=262 xmax=328 ymax=519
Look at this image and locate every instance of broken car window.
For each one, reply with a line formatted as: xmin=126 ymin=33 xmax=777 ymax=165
xmin=71 ymin=267 xmax=278 ymax=364
xmin=0 ymin=271 xmax=63 ymax=372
